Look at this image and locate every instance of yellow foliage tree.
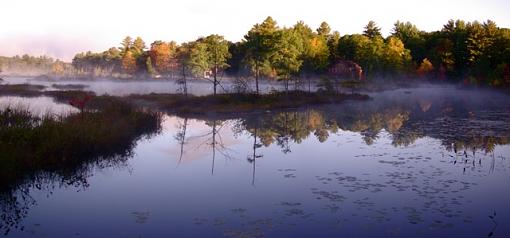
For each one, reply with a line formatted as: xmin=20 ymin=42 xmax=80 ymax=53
xmin=417 ymin=58 xmax=434 ymax=78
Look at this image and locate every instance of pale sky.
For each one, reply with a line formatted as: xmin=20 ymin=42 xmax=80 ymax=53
xmin=1 ymin=0 xmax=509 ymax=61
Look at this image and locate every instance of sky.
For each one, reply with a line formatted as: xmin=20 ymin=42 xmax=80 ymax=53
xmin=1 ymin=0 xmax=509 ymax=61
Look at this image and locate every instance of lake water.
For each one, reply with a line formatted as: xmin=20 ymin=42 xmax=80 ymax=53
xmin=1 ymin=85 xmax=510 ymax=237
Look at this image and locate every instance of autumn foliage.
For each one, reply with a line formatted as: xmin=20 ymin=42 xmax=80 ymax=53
xmin=149 ymin=41 xmax=178 ymax=75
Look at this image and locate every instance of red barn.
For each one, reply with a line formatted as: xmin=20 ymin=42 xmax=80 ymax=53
xmin=503 ymin=64 xmax=510 ymax=85
xmin=328 ymin=60 xmax=363 ymax=80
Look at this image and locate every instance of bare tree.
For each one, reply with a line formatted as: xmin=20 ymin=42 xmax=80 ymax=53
xmin=247 ymin=127 xmax=263 ymax=185
xmin=174 ymin=117 xmax=189 ymax=165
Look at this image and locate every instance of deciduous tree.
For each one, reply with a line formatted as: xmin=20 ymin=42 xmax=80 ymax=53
xmin=148 ymin=41 xmax=177 ymax=75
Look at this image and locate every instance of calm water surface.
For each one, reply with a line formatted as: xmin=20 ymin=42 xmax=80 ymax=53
xmin=1 ymin=86 xmax=510 ymax=237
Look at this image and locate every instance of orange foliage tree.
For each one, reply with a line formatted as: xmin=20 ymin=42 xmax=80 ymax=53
xmin=121 ymin=51 xmax=137 ymax=74
xmin=148 ymin=41 xmax=178 ymax=75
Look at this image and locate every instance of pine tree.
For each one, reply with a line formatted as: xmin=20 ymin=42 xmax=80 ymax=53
xmin=317 ymin=22 xmax=331 ymax=37
xmin=363 ymin=21 xmax=382 ymax=39
xmin=244 ymin=16 xmax=280 ymax=93
xmin=120 ymin=36 xmax=133 ymax=54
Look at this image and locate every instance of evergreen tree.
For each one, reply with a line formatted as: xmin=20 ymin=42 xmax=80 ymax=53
xmin=244 ymin=17 xmax=279 ymax=94
xmin=317 ymin=21 xmax=331 ymax=37
xmin=204 ymin=35 xmax=231 ymax=95
xmin=120 ymin=36 xmax=133 ymax=54
xmin=271 ymin=29 xmax=303 ymax=91
xmin=132 ymin=37 xmax=147 ymax=57
xmin=363 ymin=21 xmax=382 ymax=39
xmin=392 ymin=21 xmax=426 ymax=63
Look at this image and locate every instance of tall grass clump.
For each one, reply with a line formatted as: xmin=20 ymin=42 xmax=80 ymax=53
xmin=0 ymin=100 xmax=162 ymax=191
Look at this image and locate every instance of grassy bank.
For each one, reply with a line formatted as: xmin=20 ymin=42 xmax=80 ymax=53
xmin=0 ymin=83 xmax=370 ymax=115
xmin=0 ymin=99 xmax=162 ymax=191
xmin=0 ymin=83 xmax=46 ymax=96
xmin=128 ymin=91 xmax=370 ymax=115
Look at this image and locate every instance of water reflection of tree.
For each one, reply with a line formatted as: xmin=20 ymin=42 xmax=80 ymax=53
xmin=170 ymin=95 xmax=510 ymax=182
xmin=239 ymin=110 xmax=339 ymax=153
xmin=247 ymin=127 xmax=263 ymax=185
xmin=1 ymin=154 xmax=138 ymax=236
xmin=174 ymin=117 xmax=188 ymax=165
xmin=274 ymin=113 xmax=292 ymax=154
xmin=185 ymin=120 xmax=234 ymax=174
xmin=235 ymin=97 xmax=510 ymax=154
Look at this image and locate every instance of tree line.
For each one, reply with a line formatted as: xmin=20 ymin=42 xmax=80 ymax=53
xmin=72 ymin=17 xmax=510 ymax=88
xmin=0 ymin=55 xmax=69 ymax=76
xmin=2 ymin=17 xmax=509 ymax=89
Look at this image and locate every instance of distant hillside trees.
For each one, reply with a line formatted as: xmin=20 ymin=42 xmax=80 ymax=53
xmin=0 ymin=55 xmax=56 ymax=76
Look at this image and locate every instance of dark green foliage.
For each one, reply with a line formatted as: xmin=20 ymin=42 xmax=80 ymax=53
xmin=226 ymin=42 xmax=248 ymax=76
xmin=72 ymin=47 xmax=122 ymax=76
xmin=243 ymin=17 xmax=281 ymax=93
xmin=336 ymin=34 xmax=411 ymax=78
xmin=271 ymin=28 xmax=303 ymax=89
xmin=391 ymin=21 xmax=427 ymax=64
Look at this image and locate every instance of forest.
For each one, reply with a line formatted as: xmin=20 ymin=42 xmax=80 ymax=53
xmin=1 ymin=17 xmax=510 ymax=88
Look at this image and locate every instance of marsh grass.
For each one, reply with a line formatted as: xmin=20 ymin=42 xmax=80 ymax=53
xmin=0 ymin=84 xmax=46 ymax=97
xmin=0 ymin=84 xmax=370 ymax=116
xmin=0 ymin=99 xmax=162 ymax=191
xmin=129 ymin=91 xmax=370 ymax=115
xmin=51 ymin=84 xmax=88 ymax=90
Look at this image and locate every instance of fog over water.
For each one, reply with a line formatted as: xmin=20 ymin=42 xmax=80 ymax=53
xmin=1 ymin=76 xmax=294 ymax=96
xmin=0 ymin=96 xmax=78 ymax=116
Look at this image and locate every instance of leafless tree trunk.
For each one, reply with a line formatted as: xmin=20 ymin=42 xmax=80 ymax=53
xmin=177 ymin=118 xmax=188 ymax=165
xmin=255 ymin=63 xmax=260 ymax=95
xmin=211 ymin=120 xmax=217 ymax=174
xmin=182 ymin=64 xmax=188 ymax=97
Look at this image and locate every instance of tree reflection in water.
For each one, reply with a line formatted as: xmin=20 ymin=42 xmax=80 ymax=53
xmin=3 ymin=89 xmax=510 ymax=236
xmin=171 ymin=92 xmax=509 ymax=188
